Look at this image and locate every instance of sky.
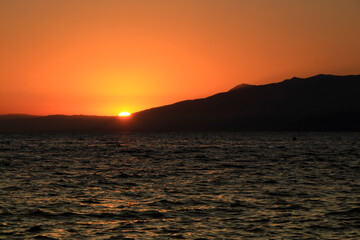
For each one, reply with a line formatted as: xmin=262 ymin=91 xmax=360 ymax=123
xmin=1 ymin=0 xmax=359 ymax=116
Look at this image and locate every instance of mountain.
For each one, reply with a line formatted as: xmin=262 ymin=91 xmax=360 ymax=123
xmin=228 ymin=83 xmax=255 ymax=91
xmin=0 ymin=115 xmax=121 ymax=132
xmin=0 ymin=114 xmax=39 ymax=120
xmin=128 ymin=74 xmax=360 ymax=131
xmin=0 ymin=74 xmax=359 ymax=132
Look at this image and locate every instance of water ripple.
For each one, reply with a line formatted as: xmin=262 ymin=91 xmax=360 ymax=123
xmin=0 ymin=132 xmax=359 ymax=239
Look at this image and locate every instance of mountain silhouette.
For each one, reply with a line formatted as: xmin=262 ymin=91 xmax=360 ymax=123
xmin=228 ymin=83 xmax=255 ymax=91
xmin=128 ymin=74 xmax=360 ymax=131
xmin=1 ymin=74 xmax=359 ymax=132
xmin=0 ymin=115 xmax=120 ymax=132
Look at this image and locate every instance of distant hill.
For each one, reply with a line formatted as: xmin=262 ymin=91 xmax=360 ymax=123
xmin=229 ymin=83 xmax=255 ymax=91
xmin=1 ymin=74 xmax=360 ymax=132
xmin=0 ymin=114 xmax=39 ymax=120
xmin=0 ymin=115 xmax=121 ymax=132
xmin=129 ymin=74 xmax=360 ymax=131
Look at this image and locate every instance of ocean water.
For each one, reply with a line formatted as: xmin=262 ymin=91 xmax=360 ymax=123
xmin=0 ymin=132 xmax=359 ymax=240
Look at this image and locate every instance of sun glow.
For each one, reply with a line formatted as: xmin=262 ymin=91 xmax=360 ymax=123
xmin=118 ymin=112 xmax=131 ymax=117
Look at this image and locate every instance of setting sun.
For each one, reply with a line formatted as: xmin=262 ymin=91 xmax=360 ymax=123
xmin=118 ymin=112 xmax=131 ymax=117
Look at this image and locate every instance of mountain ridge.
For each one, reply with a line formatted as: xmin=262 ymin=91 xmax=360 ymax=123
xmin=129 ymin=74 xmax=360 ymax=131
xmin=1 ymin=74 xmax=359 ymax=132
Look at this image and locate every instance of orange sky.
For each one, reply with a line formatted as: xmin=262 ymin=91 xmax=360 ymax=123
xmin=1 ymin=0 xmax=359 ymax=116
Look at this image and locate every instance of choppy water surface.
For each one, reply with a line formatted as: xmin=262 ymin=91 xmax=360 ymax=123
xmin=0 ymin=132 xmax=359 ymax=239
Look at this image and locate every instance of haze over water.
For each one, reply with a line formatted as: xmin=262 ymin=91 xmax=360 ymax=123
xmin=1 ymin=132 xmax=359 ymax=239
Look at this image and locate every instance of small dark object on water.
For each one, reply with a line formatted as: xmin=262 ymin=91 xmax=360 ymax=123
xmin=293 ymin=137 xmax=297 ymax=141
xmin=27 ymin=226 xmax=43 ymax=232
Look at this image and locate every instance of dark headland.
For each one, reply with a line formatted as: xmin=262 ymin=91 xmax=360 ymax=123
xmin=1 ymin=74 xmax=360 ymax=132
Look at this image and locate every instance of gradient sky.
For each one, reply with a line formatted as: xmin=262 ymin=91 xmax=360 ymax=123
xmin=1 ymin=0 xmax=359 ymax=116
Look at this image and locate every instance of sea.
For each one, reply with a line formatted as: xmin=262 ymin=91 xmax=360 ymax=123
xmin=0 ymin=132 xmax=359 ymax=240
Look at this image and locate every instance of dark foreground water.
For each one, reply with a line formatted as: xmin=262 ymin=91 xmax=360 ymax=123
xmin=0 ymin=132 xmax=359 ymax=239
